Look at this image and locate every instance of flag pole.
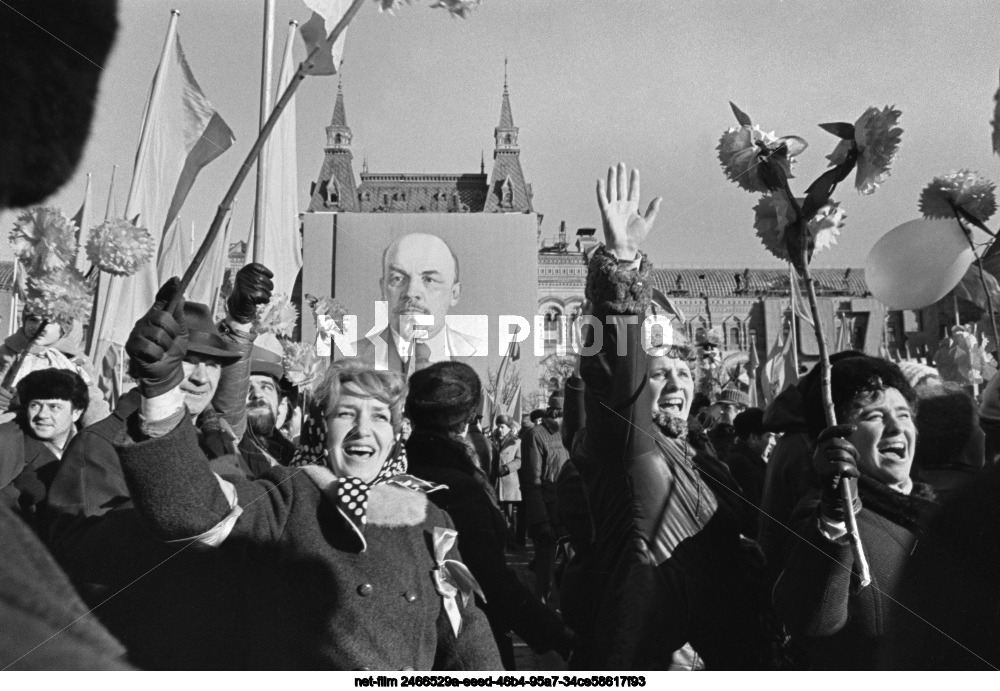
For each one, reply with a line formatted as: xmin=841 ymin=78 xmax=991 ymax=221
xmin=104 ymin=164 xmax=118 ymax=220
xmin=253 ymin=0 xmax=276 ymax=263
xmin=169 ymin=0 xmax=367 ymax=309
xmin=8 ymin=261 xmax=18 ymax=337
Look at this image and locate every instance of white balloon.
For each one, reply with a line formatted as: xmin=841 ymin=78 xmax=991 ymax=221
xmin=865 ymin=217 xmax=973 ymax=310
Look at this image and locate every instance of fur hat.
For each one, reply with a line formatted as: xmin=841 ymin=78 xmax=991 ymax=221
xmin=547 ymin=390 xmax=564 ymax=414
xmin=16 ymin=368 xmax=89 ymax=411
xmin=185 ymin=302 xmax=240 ymax=362
xmin=495 ymin=414 xmax=513 ymax=428
xmin=405 ymin=361 xmax=482 ymax=432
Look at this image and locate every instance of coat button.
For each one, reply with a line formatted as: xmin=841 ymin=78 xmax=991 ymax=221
xmin=404 ymin=591 xmax=418 ymax=602
xmin=357 ymin=583 xmax=373 ymax=597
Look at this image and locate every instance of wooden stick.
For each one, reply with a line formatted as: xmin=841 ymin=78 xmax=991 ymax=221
xmin=782 ymin=177 xmax=872 ymax=588
xmin=167 ymin=0 xmax=367 ymax=310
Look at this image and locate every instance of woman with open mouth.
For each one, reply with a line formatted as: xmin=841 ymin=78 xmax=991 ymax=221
xmin=772 ymin=355 xmax=939 ymax=669
xmin=115 ymin=291 xmax=500 ymax=670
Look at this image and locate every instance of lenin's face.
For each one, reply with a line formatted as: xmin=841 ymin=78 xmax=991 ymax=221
xmin=381 ymin=233 xmax=460 ymax=340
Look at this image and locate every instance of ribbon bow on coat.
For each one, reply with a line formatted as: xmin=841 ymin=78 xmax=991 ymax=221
xmin=290 ymin=406 xmax=443 ymax=552
xmin=430 ymin=526 xmax=486 ymax=637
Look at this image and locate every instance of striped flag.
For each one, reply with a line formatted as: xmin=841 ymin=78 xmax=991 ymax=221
xmin=90 ymin=22 xmax=234 ymax=361
xmin=761 ymin=322 xmax=798 ymax=404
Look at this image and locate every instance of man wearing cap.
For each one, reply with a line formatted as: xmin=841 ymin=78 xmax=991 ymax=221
xmin=238 ymin=345 xmax=296 ymax=473
xmin=0 ymin=369 xmax=89 ymax=529
xmin=41 ymin=266 xmax=274 ymax=669
xmin=706 ymin=386 xmax=749 ymax=460
xmin=519 ymin=391 xmax=569 ymax=603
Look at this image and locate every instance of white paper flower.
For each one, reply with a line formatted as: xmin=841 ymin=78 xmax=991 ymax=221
xmin=24 ymin=267 xmax=93 ymax=324
xmin=85 ymin=218 xmax=156 ymax=276
xmin=718 ymin=126 xmax=797 ymax=194
xmin=9 ymin=206 xmax=77 ymax=274
xmin=307 ymin=294 xmax=348 ymax=330
xmin=919 ymin=169 xmax=997 ymax=223
xmin=934 ymin=324 xmax=997 ymax=386
xmin=255 ymin=294 xmax=299 ymax=338
xmin=377 ymin=0 xmax=479 ymax=15
xmin=282 ymin=342 xmax=327 ymax=393
xmin=753 ymin=190 xmax=799 ymax=262
xmin=807 ymin=200 xmax=846 ymax=253
xmin=827 ymin=106 xmax=903 ymax=195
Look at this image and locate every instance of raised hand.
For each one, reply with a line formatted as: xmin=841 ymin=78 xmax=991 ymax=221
xmin=595 ymin=162 xmax=662 ymax=261
xmin=227 ymin=262 xmax=274 ymax=324
xmin=125 ymin=278 xmax=189 ymax=398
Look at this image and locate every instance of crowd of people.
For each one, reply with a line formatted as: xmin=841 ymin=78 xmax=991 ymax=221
xmin=2 ymin=5 xmax=1000 ymax=671
xmin=1 ymin=162 xmax=999 ymax=671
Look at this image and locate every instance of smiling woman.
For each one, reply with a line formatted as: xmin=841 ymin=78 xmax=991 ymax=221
xmin=773 ymin=355 xmax=940 ymax=669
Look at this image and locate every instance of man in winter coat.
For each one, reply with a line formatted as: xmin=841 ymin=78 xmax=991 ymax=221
xmin=0 ymin=369 xmax=89 ymax=530
xmin=41 ymin=268 xmax=274 ymax=669
xmin=519 ymin=393 xmax=570 ymax=603
xmin=724 ymin=407 xmax=775 ymax=512
xmin=404 ymin=362 xmax=575 ymax=670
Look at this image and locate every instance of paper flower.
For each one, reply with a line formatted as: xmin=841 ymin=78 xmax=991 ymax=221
xmin=85 ymin=218 xmax=157 ymax=276
xmin=23 ymin=267 xmax=93 ymax=324
xmin=378 ymin=0 xmax=479 ymax=16
xmin=306 ymin=294 xmax=349 ymax=331
xmin=753 ymin=190 xmax=799 ymax=262
xmin=282 ymin=342 xmax=327 ymax=393
xmin=718 ymin=126 xmax=806 ymax=194
xmin=255 ymin=293 xmax=299 ymax=337
xmin=919 ymin=169 xmax=997 ymax=223
xmin=9 ymin=206 xmax=77 ymax=274
xmin=807 ymin=200 xmax=846 ymax=253
xmin=933 ymin=324 xmax=997 ymax=386
xmin=827 ymin=106 xmax=903 ymax=195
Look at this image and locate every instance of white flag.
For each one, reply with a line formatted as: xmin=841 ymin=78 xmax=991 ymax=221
xmin=300 ymin=0 xmax=349 ymax=75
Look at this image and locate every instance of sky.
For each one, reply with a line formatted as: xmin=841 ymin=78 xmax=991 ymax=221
xmin=4 ymin=0 xmax=1000 ymax=269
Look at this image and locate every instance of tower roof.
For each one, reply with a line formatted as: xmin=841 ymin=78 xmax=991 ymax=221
xmin=331 ymin=83 xmax=348 ymax=128
xmin=498 ymin=82 xmax=514 ymax=129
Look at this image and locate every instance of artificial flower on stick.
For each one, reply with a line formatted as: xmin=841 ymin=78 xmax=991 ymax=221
xmin=85 ymin=218 xmax=157 ymax=277
xmin=9 ymin=207 xmax=77 ymax=274
xmin=718 ymin=103 xmax=905 ymax=589
xmin=282 ymin=341 xmax=327 ymax=395
xmin=23 ymin=267 xmax=93 ymax=325
xmin=255 ymin=293 xmax=299 ymax=338
xmin=377 ymin=0 xmax=480 ymax=17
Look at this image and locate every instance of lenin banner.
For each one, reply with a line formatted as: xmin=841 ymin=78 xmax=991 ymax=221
xmin=301 ymin=212 xmax=540 ymax=392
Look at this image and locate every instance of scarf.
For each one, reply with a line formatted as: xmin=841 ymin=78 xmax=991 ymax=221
xmin=290 ymin=405 xmax=443 ymax=550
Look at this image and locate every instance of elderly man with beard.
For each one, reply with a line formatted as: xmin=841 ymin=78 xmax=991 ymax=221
xmin=238 ymin=346 xmax=296 ymax=473
xmin=567 ymin=163 xmax=768 ymax=669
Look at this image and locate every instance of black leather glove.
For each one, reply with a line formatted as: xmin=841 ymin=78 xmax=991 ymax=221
xmin=499 ymin=464 xmax=511 ymax=477
xmin=227 ymin=262 xmax=274 ymax=324
xmin=812 ymin=423 xmax=862 ymax=521
xmin=125 ymin=278 xmax=188 ymax=398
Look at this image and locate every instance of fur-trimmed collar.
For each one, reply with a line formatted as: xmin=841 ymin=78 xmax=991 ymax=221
xmin=407 ymin=430 xmax=483 ymax=477
xmin=299 ymin=465 xmax=428 ymax=527
xmin=858 ymin=475 xmax=938 ymax=533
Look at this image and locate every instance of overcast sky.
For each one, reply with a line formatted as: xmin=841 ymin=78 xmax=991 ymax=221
xmin=4 ymin=0 xmax=1000 ymax=269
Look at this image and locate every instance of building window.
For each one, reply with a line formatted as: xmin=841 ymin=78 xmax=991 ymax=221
xmin=729 ymin=326 xmax=741 ymax=350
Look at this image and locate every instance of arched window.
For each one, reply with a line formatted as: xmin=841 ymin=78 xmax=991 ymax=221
xmin=729 ymin=326 xmax=741 ymax=350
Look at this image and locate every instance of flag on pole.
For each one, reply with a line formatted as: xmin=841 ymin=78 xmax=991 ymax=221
xmin=746 ymin=335 xmax=761 ymax=408
xmin=90 ymin=21 xmax=234 ymax=361
xmin=761 ymin=322 xmax=798 ymax=404
xmin=104 ymin=164 xmax=119 ymax=221
xmin=257 ymin=25 xmax=303 ymax=294
xmin=788 ymin=266 xmax=814 ymax=327
xmin=72 ymin=173 xmax=93 ymax=273
xmin=300 ymin=0 xmax=349 ymax=75
xmin=188 ymin=216 xmax=233 ymax=314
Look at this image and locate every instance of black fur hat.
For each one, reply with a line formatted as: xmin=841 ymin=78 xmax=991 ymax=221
xmin=405 ymin=361 xmax=482 ymax=432
xmin=16 ymin=368 xmax=89 ymax=411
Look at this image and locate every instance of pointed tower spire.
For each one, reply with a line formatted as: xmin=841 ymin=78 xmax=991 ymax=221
xmin=485 ymin=62 xmax=532 ymax=213
xmin=308 ymin=81 xmax=357 ymax=212
xmin=480 ymin=150 xmax=485 ymax=174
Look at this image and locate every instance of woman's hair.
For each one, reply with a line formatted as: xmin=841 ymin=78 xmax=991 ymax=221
xmin=314 ymin=358 xmax=406 ymax=431
xmin=803 ymin=355 xmax=917 ymax=439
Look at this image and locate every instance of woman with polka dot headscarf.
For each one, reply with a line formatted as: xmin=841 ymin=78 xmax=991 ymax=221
xmin=117 ymin=285 xmax=500 ymax=670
